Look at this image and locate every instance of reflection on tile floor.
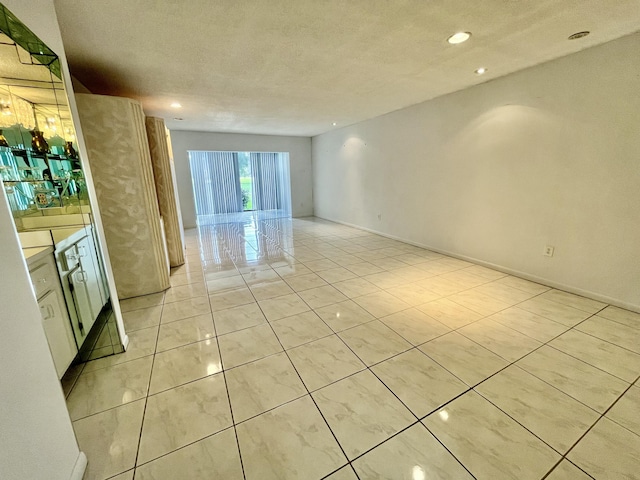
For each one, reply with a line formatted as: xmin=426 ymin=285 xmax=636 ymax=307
xmin=66 ymin=216 xmax=640 ymax=479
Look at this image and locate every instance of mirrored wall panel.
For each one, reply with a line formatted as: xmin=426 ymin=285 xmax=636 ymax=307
xmin=0 ymin=4 xmax=123 ymax=374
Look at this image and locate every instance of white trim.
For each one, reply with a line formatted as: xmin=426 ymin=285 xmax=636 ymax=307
xmin=121 ymin=334 xmax=130 ymax=351
xmin=61 ymin=57 xmax=129 ymax=357
xmin=316 ymin=215 xmax=640 ymax=314
xmin=69 ymin=452 xmax=87 ymax=480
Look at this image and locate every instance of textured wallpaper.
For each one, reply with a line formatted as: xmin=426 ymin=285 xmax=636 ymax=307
xmin=75 ymin=94 xmax=170 ymax=299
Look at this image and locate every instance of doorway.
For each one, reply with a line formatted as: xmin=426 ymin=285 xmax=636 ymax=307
xmin=189 ymin=151 xmax=292 ymax=224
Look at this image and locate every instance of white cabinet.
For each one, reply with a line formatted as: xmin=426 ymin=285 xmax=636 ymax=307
xmin=39 ymin=290 xmax=77 ymax=378
xmin=77 ymin=234 xmax=106 ymax=320
xmin=56 ymin=226 xmax=107 ymax=349
xmin=28 ymin=252 xmax=77 ymax=379
xmin=91 ymin=226 xmax=110 ymax=303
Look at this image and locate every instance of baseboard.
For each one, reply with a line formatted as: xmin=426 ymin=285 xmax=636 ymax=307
xmin=70 ymin=452 xmax=87 ymax=480
xmin=315 ymin=214 xmax=640 ymax=314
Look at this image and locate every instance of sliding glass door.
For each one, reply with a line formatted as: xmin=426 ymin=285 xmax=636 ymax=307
xmin=238 ymin=152 xmax=253 ymax=211
xmin=188 ymin=150 xmax=292 ymax=224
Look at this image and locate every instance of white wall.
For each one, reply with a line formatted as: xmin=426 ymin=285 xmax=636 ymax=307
xmin=0 ymin=196 xmax=82 ymax=480
xmin=0 ymin=1 xmax=121 ymax=478
xmin=170 ymin=131 xmax=313 ymax=227
xmin=313 ymin=31 xmax=640 ymax=311
xmin=0 ymin=1 xmax=83 ymax=477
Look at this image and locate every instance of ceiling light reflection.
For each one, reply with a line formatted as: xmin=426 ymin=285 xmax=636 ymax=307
xmin=447 ymin=32 xmax=471 ymax=44
xmin=109 ymin=442 xmax=123 ymax=457
xmin=439 ymin=409 xmax=449 ymax=421
xmin=207 ymin=362 xmax=222 ymax=375
xmin=122 ymin=390 xmax=135 ymax=403
xmin=412 ymin=465 xmax=426 ymax=480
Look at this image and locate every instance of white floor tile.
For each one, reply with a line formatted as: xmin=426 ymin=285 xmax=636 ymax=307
xmin=64 ymin=217 xmax=639 ymax=480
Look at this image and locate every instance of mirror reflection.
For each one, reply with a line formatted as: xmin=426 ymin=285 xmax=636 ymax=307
xmin=0 ymin=8 xmax=122 ymax=377
xmin=0 ymin=29 xmax=87 ymax=226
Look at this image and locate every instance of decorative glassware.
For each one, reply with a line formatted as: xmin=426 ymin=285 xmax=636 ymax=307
xmin=0 ymin=129 xmax=8 ymax=148
xmin=30 ymin=130 xmax=49 ymax=154
xmin=64 ymin=141 xmax=78 ymax=159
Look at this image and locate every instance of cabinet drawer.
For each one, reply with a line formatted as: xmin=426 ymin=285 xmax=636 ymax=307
xmin=29 ymin=259 xmax=58 ymax=299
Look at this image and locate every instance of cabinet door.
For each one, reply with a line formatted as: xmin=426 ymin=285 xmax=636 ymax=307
xmin=39 ymin=290 xmax=78 ymax=379
xmin=90 ymin=227 xmax=110 ymax=302
xmin=70 ymin=266 xmax=96 ymax=339
xmin=77 ymin=236 xmax=105 ymax=321
xmin=29 ymin=260 xmax=57 ymax=299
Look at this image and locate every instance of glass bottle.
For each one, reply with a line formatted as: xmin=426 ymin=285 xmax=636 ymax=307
xmin=0 ymin=129 xmax=8 ymax=148
xmin=64 ymin=140 xmax=78 ymax=159
xmin=30 ymin=130 xmax=49 ymax=154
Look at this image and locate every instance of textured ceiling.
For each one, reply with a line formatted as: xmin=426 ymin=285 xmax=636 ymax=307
xmin=53 ymin=0 xmax=640 ymax=136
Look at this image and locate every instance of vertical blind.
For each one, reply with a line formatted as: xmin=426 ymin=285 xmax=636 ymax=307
xmin=189 ymin=151 xmax=242 ymax=215
xmin=189 ymin=150 xmax=292 ymax=219
xmin=250 ymin=152 xmax=291 ymax=212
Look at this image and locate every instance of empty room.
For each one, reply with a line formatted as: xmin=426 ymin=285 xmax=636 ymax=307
xmin=1 ymin=1 xmax=639 ymax=480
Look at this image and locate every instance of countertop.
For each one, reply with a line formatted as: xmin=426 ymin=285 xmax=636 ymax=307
xmin=22 ymin=245 xmax=54 ymax=265
xmin=51 ymin=225 xmax=86 ymax=245
xmin=20 ymin=225 xmax=88 ymax=252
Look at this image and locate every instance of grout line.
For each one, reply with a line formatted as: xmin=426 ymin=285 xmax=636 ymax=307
xmin=186 ymin=234 xmax=249 ymax=479
xmin=320 ymin=312 xmax=481 ymax=476
xmin=131 ymin=425 xmax=237 ymax=470
xmin=542 ymin=341 xmax=638 ymax=385
xmin=364 ymin=362 xmax=478 ymax=478
xmin=278 ymin=273 xmax=480 ymax=477
xmin=319 ymin=463 xmax=363 ymax=480
xmin=237 ymin=263 xmax=356 ymax=470
xmin=415 ymin=307 xmax=618 ymax=468
xmin=540 ymin=459 xmax=595 ymax=480
xmin=73 ymin=217 xmax=640 ymax=479
xmin=211 ymin=316 xmax=248 ymax=480
xmin=568 ymin=324 xmax=640 ymax=356
xmin=539 ymin=377 xmax=640 ymax=479
xmin=130 ymin=298 xmax=163 ymax=475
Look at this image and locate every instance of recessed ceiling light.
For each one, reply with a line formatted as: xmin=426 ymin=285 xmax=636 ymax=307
xmin=332 ymin=122 xmax=337 ymax=126
xmin=170 ymin=102 xmax=182 ymax=108
xmin=568 ymin=31 xmax=590 ymax=40
xmin=447 ymin=32 xmax=471 ymax=45
xmin=475 ymin=67 xmax=487 ymax=75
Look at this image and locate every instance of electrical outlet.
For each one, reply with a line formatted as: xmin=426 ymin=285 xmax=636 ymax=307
xmin=544 ymin=246 xmax=555 ymax=257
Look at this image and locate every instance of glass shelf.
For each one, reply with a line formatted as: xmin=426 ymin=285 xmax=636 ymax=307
xmin=1 ymin=146 xmax=89 ymax=220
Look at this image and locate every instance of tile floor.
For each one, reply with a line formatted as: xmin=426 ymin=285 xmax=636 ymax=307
xmin=63 ymin=216 xmax=640 ymax=480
